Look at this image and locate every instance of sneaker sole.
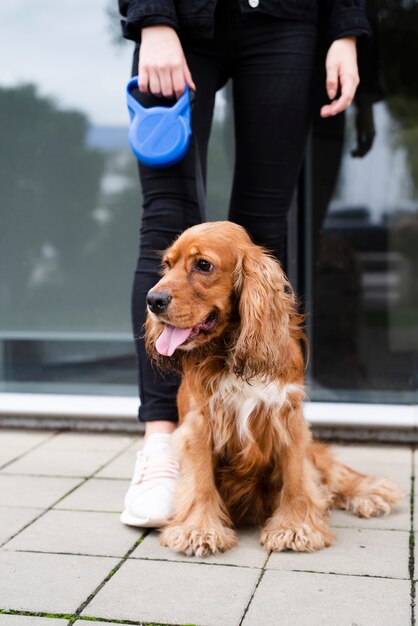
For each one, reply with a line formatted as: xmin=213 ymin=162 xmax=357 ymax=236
xmin=120 ymin=510 xmax=167 ymax=528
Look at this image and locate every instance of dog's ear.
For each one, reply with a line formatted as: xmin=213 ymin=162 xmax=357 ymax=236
xmin=232 ymin=245 xmax=297 ymax=381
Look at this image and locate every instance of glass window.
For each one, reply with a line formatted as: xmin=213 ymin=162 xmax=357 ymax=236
xmin=0 ymin=1 xmax=231 ymax=396
xmin=0 ymin=1 xmax=416 ymax=408
xmin=304 ymin=1 xmax=418 ymax=403
xmin=0 ymin=1 xmax=140 ymax=394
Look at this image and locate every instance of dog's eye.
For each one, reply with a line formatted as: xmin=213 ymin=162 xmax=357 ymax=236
xmin=161 ymin=260 xmax=171 ymax=271
xmin=196 ymin=259 xmax=214 ymax=273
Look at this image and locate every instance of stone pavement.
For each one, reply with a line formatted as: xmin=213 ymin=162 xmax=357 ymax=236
xmin=0 ymin=429 xmax=414 ymax=626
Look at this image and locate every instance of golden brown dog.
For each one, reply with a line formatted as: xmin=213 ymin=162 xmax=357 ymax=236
xmin=145 ymin=221 xmax=402 ymax=556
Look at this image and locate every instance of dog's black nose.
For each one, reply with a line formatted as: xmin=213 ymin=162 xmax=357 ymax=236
xmin=146 ymin=291 xmax=172 ymax=314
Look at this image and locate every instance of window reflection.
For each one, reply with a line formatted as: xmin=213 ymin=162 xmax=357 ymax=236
xmin=0 ymin=1 xmax=416 ymax=403
xmin=307 ymin=0 xmax=418 ymax=401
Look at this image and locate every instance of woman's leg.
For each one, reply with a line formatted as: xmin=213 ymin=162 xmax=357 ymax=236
xmin=131 ymin=41 xmax=225 ymax=430
xmin=228 ymin=17 xmax=318 ymax=268
xmin=123 ymin=41 xmax=226 ymax=526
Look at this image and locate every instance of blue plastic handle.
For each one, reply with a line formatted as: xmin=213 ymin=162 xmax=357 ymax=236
xmin=126 ymin=77 xmax=192 ymax=168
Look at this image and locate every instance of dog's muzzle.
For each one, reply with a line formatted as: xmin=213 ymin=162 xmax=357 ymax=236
xmin=147 ymin=291 xmax=172 ymax=315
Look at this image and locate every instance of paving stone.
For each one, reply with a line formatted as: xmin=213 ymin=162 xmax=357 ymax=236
xmin=0 ymin=431 xmax=53 ymax=468
xmin=334 ymin=445 xmax=411 ymax=466
xmin=42 ymin=432 xmax=134 ymax=452
xmin=5 ymin=509 xmax=142 ymax=557
xmin=412 ymin=532 xmax=418 ymax=578
xmin=242 ymin=570 xmax=411 ymax=626
xmin=334 ymin=445 xmax=412 ymax=493
xmin=0 ymin=507 xmax=44 ymax=546
xmin=54 ymin=478 xmax=128 ymax=513
xmin=410 ymin=493 xmax=418 ymax=523
xmin=0 ymin=430 xmax=53 ymax=450
xmin=76 ymin=622 xmax=125 ymax=626
xmin=83 ymin=558 xmax=260 ymax=626
xmin=0 ymin=451 xmax=19 ymax=468
xmin=411 ymin=448 xmax=418 ymax=474
xmin=1 ymin=447 xmax=124 ymax=478
xmin=266 ymin=526 xmax=409 ymax=578
xmin=0 ymin=551 xmax=117 ymax=614
xmin=0 ymin=617 xmax=68 ymax=625
xmin=0 ymin=475 xmax=82 ymax=509
xmin=331 ymin=495 xmax=410 ymax=531
xmin=95 ymin=440 xmax=143 ymax=479
xmin=131 ymin=528 xmax=267 ymax=568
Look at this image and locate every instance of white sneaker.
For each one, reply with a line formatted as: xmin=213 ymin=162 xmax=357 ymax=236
xmin=120 ymin=433 xmax=180 ymax=528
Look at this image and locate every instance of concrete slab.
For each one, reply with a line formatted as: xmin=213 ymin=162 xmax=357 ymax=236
xmin=54 ymin=478 xmax=128 ymax=513
xmin=410 ymin=493 xmax=418 ymax=526
xmin=0 ymin=617 xmax=68 ymax=625
xmin=334 ymin=445 xmax=412 ymax=494
xmin=413 ymin=533 xmax=418 ymax=579
xmin=266 ymin=526 xmax=409 ymax=579
xmin=41 ymin=432 xmax=134 ymax=452
xmin=0 ymin=431 xmax=53 ymax=469
xmin=0 ymin=430 xmax=53 ymax=450
xmin=0 ymin=475 xmax=82 ymax=509
xmin=334 ymin=445 xmax=411 ymax=466
xmin=1 ymin=447 xmax=124 ymax=478
xmin=95 ymin=441 xmax=143 ymax=479
xmin=0 ymin=614 xmax=67 ymax=626
xmin=83 ymin=558 xmax=261 ymax=626
xmin=76 ymin=622 xmax=126 ymax=626
xmin=242 ymin=570 xmax=411 ymax=626
xmin=331 ymin=495 xmax=410 ymax=531
xmin=0 ymin=507 xmax=43 ymax=546
xmin=131 ymin=528 xmax=267 ymax=568
xmin=5 ymin=509 xmax=142 ymax=557
xmin=0 ymin=551 xmax=117 ymax=614
xmin=411 ymin=448 xmax=418 ymax=475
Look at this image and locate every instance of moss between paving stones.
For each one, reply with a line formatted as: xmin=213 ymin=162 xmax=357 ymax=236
xmin=409 ymin=473 xmax=415 ymax=626
xmin=0 ymin=609 xmax=196 ymax=625
xmin=0 ymin=609 xmax=73 ymax=619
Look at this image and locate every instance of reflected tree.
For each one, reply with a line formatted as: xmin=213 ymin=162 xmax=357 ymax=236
xmin=0 ymin=84 xmax=105 ymax=329
xmin=378 ymin=0 xmax=418 ymax=191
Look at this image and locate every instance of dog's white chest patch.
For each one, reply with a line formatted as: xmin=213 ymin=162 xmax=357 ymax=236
xmin=210 ymin=376 xmax=303 ymax=444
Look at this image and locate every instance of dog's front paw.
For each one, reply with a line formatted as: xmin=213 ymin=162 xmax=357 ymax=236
xmin=260 ymin=524 xmax=334 ymax=553
xmin=160 ymin=525 xmax=237 ymax=557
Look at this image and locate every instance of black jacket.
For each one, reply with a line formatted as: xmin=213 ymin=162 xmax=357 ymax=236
xmin=119 ymin=0 xmax=370 ymax=46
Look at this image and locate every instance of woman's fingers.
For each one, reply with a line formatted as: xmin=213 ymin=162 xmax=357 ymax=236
xmin=321 ymin=72 xmax=358 ymax=117
xmin=138 ymin=69 xmax=149 ymax=93
xmin=172 ymin=63 xmax=187 ymax=99
xmin=321 ymin=36 xmax=359 ymax=118
xmin=183 ymin=62 xmax=196 ymax=92
xmin=326 ymin=63 xmax=338 ymax=100
xmin=138 ymin=25 xmax=195 ymax=99
xmin=159 ymin=66 xmax=174 ymax=98
xmin=148 ymin=71 xmax=162 ymax=97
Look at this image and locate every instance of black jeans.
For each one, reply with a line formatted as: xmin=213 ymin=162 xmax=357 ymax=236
xmin=132 ymin=1 xmax=318 ymax=423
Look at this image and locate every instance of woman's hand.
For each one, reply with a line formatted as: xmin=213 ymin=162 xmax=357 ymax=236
xmin=320 ymin=36 xmax=359 ymax=117
xmin=138 ymin=25 xmax=196 ymax=99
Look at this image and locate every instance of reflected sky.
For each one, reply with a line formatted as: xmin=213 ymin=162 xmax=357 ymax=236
xmin=0 ymin=0 xmax=133 ymax=125
xmin=336 ymin=104 xmax=418 ymax=222
xmin=1 ymin=1 xmax=416 ymax=220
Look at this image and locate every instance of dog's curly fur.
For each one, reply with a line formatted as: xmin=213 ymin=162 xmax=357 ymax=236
xmin=145 ymin=221 xmax=403 ymax=556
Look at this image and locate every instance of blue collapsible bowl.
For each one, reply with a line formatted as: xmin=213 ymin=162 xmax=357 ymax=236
xmin=126 ymin=76 xmax=192 ymax=168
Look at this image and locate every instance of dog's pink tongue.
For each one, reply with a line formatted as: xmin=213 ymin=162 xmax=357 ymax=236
xmin=156 ymin=325 xmax=193 ymax=356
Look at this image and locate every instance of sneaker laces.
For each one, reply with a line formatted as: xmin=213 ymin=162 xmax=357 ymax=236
xmin=132 ymin=451 xmax=180 ymax=484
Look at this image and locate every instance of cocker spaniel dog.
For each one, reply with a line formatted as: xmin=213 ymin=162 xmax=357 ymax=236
xmin=145 ymin=221 xmax=402 ymax=556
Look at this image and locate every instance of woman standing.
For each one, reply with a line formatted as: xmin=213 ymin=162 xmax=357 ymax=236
xmin=118 ymin=0 xmax=370 ymax=528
